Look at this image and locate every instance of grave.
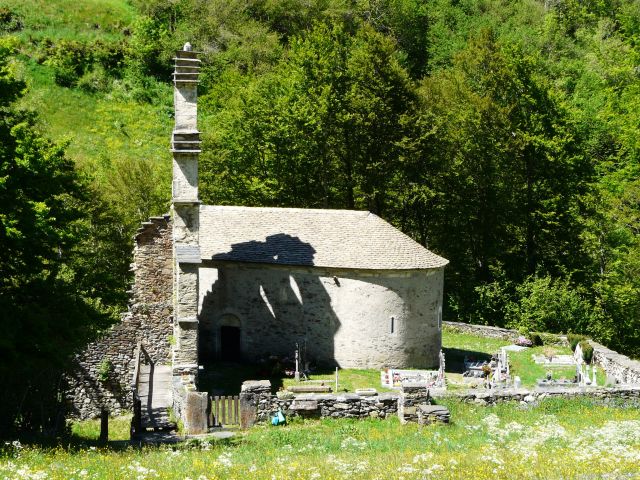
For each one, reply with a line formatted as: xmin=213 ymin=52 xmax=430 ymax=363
xmin=532 ymin=354 xmax=575 ymax=366
xmin=381 ymin=351 xmax=446 ymax=389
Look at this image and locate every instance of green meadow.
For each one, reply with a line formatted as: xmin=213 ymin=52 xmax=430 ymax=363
xmin=3 ymin=397 xmax=640 ymax=479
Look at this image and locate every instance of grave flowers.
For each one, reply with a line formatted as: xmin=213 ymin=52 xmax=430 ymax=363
xmin=515 ymin=336 xmax=533 ymax=347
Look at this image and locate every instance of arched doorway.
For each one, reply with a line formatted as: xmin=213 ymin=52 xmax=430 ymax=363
xmin=219 ymin=314 xmax=241 ymax=361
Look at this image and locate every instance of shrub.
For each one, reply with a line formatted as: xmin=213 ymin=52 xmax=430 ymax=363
xmin=527 ymin=332 xmax=544 ymax=346
xmin=538 ymin=332 xmax=562 ymax=345
xmin=473 ymin=280 xmax=513 ymax=327
xmin=579 ymin=341 xmax=594 ymax=364
xmin=98 ymin=359 xmax=113 ymax=383
xmin=568 ymin=333 xmax=587 ymax=352
xmin=46 ymin=40 xmax=93 ymax=87
xmin=77 ymin=66 xmax=111 ymax=93
xmin=0 ymin=8 xmax=23 ymax=32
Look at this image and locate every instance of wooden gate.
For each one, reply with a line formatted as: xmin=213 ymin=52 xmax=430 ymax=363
xmin=210 ymin=395 xmax=240 ymax=427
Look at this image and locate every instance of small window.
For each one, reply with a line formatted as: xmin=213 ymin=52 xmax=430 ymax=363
xmin=438 ymin=305 xmax=443 ymax=330
xmin=390 ymin=316 xmax=395 ymax=334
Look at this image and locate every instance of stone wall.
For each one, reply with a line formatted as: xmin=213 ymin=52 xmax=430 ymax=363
xmin=67 ymin=216 xmax=174 ymax=419
xmin=240 ymin=381 xmax=400 ymax=424
xmin=442 ymin=386 xmax=640 ymax=405
xmin=237 ymin=381 xmax=640 ymax=428
xmin=591 ymin=341 xmax=640 ymax=385
xmin=200 ymin=263 xmax=444 ymax=369
xmin=443 ymin=321 xmax=521 ymax=341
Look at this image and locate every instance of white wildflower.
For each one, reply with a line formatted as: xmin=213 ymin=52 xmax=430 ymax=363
xmin=340 ymin=436 xmax=367 ymax=450
xmin=412 ymin=452 xmax=433 ymax=463
xmin=217 ymin=451 xmax=233 ymax=467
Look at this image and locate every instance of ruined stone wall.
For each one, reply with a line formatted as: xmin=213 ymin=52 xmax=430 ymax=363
xmin=199 ymin=263 xmax=443 ymax=369
xmin=67 ymin=216 xmax=174 ymax=419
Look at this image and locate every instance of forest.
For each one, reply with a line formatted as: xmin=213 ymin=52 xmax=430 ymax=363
xmin=0 ymin=0 xmax=639 ymax=435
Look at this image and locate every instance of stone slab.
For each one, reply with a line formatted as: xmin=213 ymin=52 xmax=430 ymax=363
xmin=288 ymin=385 xmax=332 ymax=393
xmin=183 ymin=391 xmax=208 ymax=435
xmin=503 ymin=345 xmax=530 ymax=352
xmin=290 ymin=400 xmax=319 ymax=411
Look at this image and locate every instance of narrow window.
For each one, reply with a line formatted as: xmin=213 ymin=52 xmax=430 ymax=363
xmin=390 ymin=316 xmax=395 ymax=334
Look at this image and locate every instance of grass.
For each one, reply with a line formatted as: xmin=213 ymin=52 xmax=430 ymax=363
xmin=199 ymin=363 xmax=392 ymax=395
xmin=69 ymin=415 xmax=132 ymax=443
xmin=0 ymin=0 xmax=136 ymax=42
xmin=3 ymin=0 xmax=173 ymax=223
xmin=282 ymin=369 xmax=391 ymax=393
xmin=3 ymin=397 xmax=640 ymax=479
xmin=20 ymin=61 xmax=173 ymax=175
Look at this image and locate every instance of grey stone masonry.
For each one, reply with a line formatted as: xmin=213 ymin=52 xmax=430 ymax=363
xmin=443 ymin=321 xmax=521 ymax=341
xmin=239 ymin=380 xmax=399 ymax=425
xmin=397 ymin=382 xmax=434 ymax=423
xmin=417 ymin=405 xmax=451 ymax=425
xmin=442 ymin=386 xmax=640 ymax=405
xmin=67 ymin=216 xmax=173 ymax=419
xmin=591 ymin=341 xmax=640 ymax=385
xmin=171 ymin=44 xmax=202 ymax=419
xmin=171 ymin=48 xmax=201 ymax=336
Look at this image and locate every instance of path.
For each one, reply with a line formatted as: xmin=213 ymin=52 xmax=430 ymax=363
xmin=137 ymin=363 xmax=175 ymax=430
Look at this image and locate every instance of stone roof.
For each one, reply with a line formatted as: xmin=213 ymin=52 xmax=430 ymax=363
xmin=199 ymin=205 xmax=448 ymax=270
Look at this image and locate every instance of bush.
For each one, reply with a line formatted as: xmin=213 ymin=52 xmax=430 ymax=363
xmin=537 ymin=332 xmax=562 ymax=345
xmin=527 ymin=332 xmax=544 ymax=346
xmin=98 ymin=359 xmax=113 ymax=383
xmin=77 ymin=66 xmax=111 ymax=93
xmin=0 ymin=8 xmax=23 ymax=32
xmin=568 ymin=333 xmax=587 ymax=352
xmin=46 ymin=40 xmax=93 ymax=87
xmin=580 ymin=341 xmax=594 ymax=364
xmin=473 ymin=280 xmax=513 ymax=327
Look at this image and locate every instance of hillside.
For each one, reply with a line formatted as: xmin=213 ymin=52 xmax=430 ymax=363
xmin=1 ymin=0 xmax=639 ymax=434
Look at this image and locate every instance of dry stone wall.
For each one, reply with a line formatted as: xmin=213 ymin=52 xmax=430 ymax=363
xmin=444 ymin=386 xmax=640 ymax=405
xmin=240 ymin=381 xmax=399 ymax=423
xmin=443 ymin=321 xmax=521 ymax=341
xmin=591 ymin=341 xmax=640 ymax=385
xmin=67 ymin=216 xmax=174 ymax=419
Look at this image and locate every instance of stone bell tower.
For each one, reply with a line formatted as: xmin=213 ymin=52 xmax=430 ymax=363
xmin=171 ymin=43 xmax=201 ymax=392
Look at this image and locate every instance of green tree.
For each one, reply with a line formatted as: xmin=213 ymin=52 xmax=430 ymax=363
xmin=200 ymin=22 xmax=415 ymax=216
xmin=0 ymin=41 xmax=115 ymax=437
xmin=415 ymin=30 xmax=593 ymax=318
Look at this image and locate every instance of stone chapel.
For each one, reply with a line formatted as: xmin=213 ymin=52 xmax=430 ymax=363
xmin=68 ymin=45 xmax=448 ymax=422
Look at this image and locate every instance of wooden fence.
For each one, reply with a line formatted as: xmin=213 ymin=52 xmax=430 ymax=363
xmin=210 ymin=395 xmax=240 ymax=427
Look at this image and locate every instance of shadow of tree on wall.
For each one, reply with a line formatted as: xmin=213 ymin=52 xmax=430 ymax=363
xmin=199 ymin=234 xmax=341 ymax=394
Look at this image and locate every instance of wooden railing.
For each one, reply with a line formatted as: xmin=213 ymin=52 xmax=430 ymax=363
xmin=130 ymin=342 xmax=151 ymax=437
xmin=210 ymin=395 xmax=240 ymax=427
